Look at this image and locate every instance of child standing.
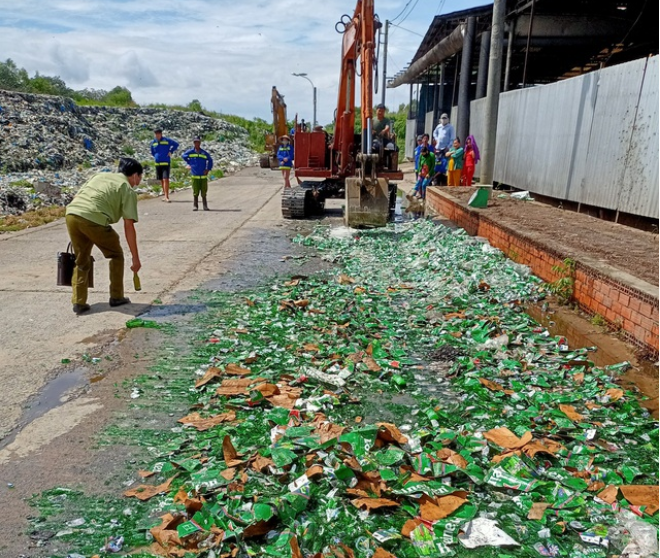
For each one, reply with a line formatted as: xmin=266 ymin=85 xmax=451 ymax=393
xmin=413 ymin=135 xmax=423 ymax=180
xmin=413 ymin=146 xmax=435 ymax=199
xmin=446 ymin=138 xmax=464 ymax=187
xmin=277 ymin=135 xmax=293 ymax=188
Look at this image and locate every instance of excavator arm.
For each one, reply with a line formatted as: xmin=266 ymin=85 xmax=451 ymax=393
xmin=260 ymin=86 xmax=288 ymax=169
xmin=332 ymin=0 xmax=380 ymax=176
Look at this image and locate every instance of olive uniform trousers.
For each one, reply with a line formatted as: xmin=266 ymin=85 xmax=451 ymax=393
xmin=65 ymin=214 xmax=125 ymax=305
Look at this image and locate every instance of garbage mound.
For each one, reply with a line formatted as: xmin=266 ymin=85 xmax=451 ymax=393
xmin=36 ymin=221 xmax=658 ymax=557
xmin=0 ymin=89 xmax=259 ymax=215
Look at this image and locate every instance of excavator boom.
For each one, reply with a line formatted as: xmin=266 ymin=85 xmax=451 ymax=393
xmin=282 ymin=1 xmax=402 ymax=226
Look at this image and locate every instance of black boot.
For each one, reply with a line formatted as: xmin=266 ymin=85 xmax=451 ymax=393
xmin=202 ymin=197 xmax=209 ymax=211
xmin=193 ymin=196 xmax=199 ymax=211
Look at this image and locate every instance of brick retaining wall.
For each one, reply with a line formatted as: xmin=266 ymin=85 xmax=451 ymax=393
xmin=427 ymin=187 xmax=659 ymax=356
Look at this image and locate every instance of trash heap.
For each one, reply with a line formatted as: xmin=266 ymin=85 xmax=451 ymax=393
xmin=48 ymin=221 xmax=659 ymax=557
xmin=0 ymin=90 xmax=259 ymax=215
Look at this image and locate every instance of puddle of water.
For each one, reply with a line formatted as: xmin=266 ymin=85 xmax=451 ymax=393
xmin=0 ymin=367 xmax=91 ymax=449
xmin=527 ymin=303 xmax=659 ymax=418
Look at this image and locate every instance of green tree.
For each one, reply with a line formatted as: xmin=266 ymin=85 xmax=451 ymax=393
xmin=103 ymin=86 xmax=135 ymax=106
xmin=30 ymin=73 xmax=72 ymax=96
xmin=0 ymin=59 xmax=28 ymax=91
xmin=187 ymin=99 xmax=203 ymax=112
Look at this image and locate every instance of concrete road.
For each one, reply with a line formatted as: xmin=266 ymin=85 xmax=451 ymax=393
xmin=0 ymin=166 xmax=284 ymax=441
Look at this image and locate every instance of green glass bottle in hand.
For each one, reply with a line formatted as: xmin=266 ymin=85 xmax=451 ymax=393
xmin=133 ymin=272 xmax=142 ymax=292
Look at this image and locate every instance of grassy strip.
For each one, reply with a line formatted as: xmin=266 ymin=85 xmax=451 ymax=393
xmin=0 ymin=206 xmax=66 ymax=232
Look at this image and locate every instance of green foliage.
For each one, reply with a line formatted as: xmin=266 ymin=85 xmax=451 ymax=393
xmin=0 ymin=58 xmax=137 ymax=106
xmin=391 ymin=108 xmax=407 ymax=145
xmin=9 ymin=179 xmax=32 ymax=188
xmin=219 ymin=114 xmax=270 ymax=152
xmin=188 ymin=98 xmax=203 ymax=112
xmin=547 ymin=258 xmax=576 ymax=305
xmin=103 ymin=86 xmax=135 ymax=106
xmin=591 ymin=314 xmax=607 ymax=327
xmin=122 ymin=144 xmax=135 ymax=156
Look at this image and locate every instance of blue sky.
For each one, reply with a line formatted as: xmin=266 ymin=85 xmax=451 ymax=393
xmin=0 ymin=0 xmax=485 ymax=123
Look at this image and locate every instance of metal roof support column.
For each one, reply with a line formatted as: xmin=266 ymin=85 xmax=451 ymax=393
xmin=476 ymin=29 xmax=491 ymax=99
xmin=504 ymin=18 xmax=516 ymax=91
xmin=457 ymin=16 xmax=476 ymax=142
xmin=437 ymin=62 xmax=446 ymax=119
xmin=408 ymin=83 xmax=414 ymax=118
xmin=480 ymin=0 xmax=506 ymax=184
xmin=522 ymin=0 xmax=536 ymax=87
xmin=432 ymin=66 xmax=440 ymax=122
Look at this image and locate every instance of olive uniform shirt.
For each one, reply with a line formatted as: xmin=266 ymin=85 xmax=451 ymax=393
xmin=66 ymin=173 xmax=138 ymax=226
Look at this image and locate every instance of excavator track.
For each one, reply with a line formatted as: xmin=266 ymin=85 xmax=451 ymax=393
xmin=281 ymin=187 xmax=309 ymax=219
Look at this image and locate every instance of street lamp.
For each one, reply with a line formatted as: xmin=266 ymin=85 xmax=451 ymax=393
xmin=292 ymin=72 xmax=317 ymax=129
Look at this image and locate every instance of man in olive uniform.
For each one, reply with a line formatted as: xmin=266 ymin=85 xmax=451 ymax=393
xmin=65 ymin=158 xmax=143 ymax=314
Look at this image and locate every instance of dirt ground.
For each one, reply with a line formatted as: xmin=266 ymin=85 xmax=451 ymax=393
xmin=440 ymin=186 xmax=659 ymax=286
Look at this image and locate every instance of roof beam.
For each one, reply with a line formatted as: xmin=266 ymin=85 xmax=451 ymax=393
xmin=388 ymin=24 xmax=465 ymax=88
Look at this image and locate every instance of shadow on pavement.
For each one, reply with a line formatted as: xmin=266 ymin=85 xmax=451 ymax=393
xmin=84 ymin=302 xmax=152 ymax=316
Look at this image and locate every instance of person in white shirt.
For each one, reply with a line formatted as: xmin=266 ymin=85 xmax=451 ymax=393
xmin=432 ymin=113 xmax=455 ymax=153
xmin=432 ymin=113 xmax=455 ymax=185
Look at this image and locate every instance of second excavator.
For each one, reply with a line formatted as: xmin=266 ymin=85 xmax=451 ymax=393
xmin=281 ymin=0 xmax=402 ymax=227
xmin=260 ymin=86 xmax=289 ymax=170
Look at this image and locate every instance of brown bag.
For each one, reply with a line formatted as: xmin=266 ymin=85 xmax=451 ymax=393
xmin=57 ymin=243 xmax=94 ymax=288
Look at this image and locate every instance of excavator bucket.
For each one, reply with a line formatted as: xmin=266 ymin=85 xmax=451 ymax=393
xmin=345 ymin=177 xmax=390 ymax=228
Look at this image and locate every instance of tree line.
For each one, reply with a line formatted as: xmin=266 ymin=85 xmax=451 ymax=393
xmin=0 ymin=58 xmax=135 ymax=106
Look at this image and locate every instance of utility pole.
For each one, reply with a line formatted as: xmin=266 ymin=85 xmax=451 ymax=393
xmin=313 ymin=86 xmax=317 ymax=128
xmin=480 ymin=0 xmax=506 ymax=184
xmin=292 ymin=72 xmax=316 ymax=128
xmin=381 ymin=19 xmax=389 ymax=107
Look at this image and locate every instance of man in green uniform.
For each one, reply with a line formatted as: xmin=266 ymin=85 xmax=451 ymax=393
xmin=65 ymin=158 xmax=143 ymax=315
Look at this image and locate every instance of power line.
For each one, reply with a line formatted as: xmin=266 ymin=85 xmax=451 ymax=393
xmin=389 ymin=22 xmax=424 ymax=38
xmin=390 ymin=0 xmax=415 ymax=23
xmin=397 ymin=0 xmax=420 ymax=25
xmin=435 ymin=0 xmax=446 ymax=15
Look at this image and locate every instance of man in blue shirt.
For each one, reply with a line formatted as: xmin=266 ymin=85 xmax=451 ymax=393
xmin=150 ymin=128 xmax=179 ymax=202
xmin=182 ymin=137 xmax=214 ymax=211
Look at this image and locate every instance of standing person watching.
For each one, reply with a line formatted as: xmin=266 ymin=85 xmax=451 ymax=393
xmin=446 ymin=138 xmax=464 ymax=187
xmin=182 ymin=136 xmax=214 ymax=211
xmin=65 ymin=158 xmax=142 ymax=315
xmin=461 ymin=135 xmax=480 ymax=186
xmin=277 ymin=135 xmax=293 ymax=189
xmin=432 ymin=114 xmax=455 ymax=186
xmin=150 ymin=128 xmax=179 ymax=202
xmin=432 ymin=113 xmax=455 ymax=155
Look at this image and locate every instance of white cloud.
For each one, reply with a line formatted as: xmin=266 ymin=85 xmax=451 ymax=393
xmin=0 ymin=0 xmax=484 ymax=122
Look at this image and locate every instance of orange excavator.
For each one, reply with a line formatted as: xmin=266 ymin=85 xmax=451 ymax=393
xmin=260 ymin=86 xmax=289 ymax=170
xmin=281 ymin=0 xmax=402 ymax=227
